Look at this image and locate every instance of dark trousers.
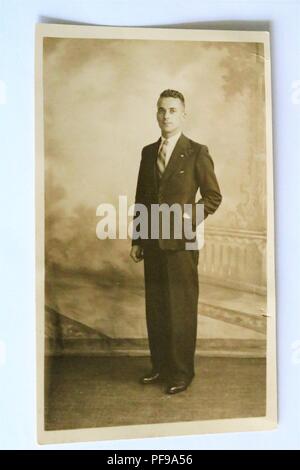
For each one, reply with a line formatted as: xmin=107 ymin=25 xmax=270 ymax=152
xmin=143 ymin=245 xmax=199 ymax=383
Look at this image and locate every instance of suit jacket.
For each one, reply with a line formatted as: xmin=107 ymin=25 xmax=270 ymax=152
xmin=132 ymin=133 xmax=222 ymax=250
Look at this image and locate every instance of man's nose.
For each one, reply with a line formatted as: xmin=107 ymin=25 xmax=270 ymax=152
xmin=164 ymin=110 xmax=170 ymax=119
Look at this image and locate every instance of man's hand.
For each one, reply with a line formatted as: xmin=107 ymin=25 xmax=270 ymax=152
xmin=130 ymin=245 xmax=144 ymax=263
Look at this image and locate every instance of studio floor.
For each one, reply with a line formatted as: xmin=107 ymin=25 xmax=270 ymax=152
xmin=45 ymin=355 xmax=266 ymax=431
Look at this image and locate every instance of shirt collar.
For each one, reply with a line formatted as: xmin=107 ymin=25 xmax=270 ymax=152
xmin=161 ymin=131 xmax=182 ymax=145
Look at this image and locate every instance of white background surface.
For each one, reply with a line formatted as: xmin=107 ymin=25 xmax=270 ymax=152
xmin=0 ymin=0 xmax=300 ymax=450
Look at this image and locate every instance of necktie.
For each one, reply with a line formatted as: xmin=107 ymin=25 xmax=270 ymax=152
xmin=157 ymin=139 xmax=169 ymax=178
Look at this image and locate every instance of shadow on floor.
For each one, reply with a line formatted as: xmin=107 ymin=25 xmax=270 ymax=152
xmin=45 ymin=355 xmax=266 ymax=431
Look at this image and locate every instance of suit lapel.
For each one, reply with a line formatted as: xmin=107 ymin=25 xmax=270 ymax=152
xmin=152 ymin=138 xmax=161 ymax=194
xmin=159 ymin=134 xmax=191 ymax=188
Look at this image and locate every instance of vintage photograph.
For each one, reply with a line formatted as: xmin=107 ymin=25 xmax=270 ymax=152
xmin=35 ymin=24 xmax=276 ymax=443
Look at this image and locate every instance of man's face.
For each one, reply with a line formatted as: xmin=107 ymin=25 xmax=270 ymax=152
xmin=156 ymin=97 xmax=186 ymax=137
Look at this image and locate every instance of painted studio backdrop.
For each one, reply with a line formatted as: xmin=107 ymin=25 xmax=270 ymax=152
xmin=44 ymin=38 xmax=267 ymax=359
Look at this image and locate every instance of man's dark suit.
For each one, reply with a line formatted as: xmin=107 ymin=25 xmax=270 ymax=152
xmin=133 ymin=133 xmax=222 ymax=384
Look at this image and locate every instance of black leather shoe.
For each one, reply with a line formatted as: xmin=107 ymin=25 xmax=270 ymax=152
xmin=140 ymin=371 xmax=160 ymax=384
xmin=166 ymin=381 xmax=188 ymax=395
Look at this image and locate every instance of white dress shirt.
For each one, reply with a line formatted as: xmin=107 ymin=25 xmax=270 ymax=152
xmin=158 ymin=131 xmax=191 ymax=220
xmin=159 ymin=131 xmax=182 ymax=167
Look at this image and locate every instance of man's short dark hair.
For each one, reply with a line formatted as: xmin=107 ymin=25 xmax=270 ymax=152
xmin=158 ymin=89 xmax=185 ymax=106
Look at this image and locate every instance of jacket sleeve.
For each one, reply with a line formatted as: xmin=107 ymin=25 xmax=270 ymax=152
xmin=194 ymin=145 xmax=222 ymax=225
xmin=131 ymin=148 xmax=146 ymax=246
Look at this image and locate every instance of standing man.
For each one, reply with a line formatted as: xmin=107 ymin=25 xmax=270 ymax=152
xmin=130 ymin=89 xmax=222 ymax=395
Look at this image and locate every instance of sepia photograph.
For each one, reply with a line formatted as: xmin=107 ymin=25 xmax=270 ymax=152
xmin=35 ymin=24 xmax=277 ymax=444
